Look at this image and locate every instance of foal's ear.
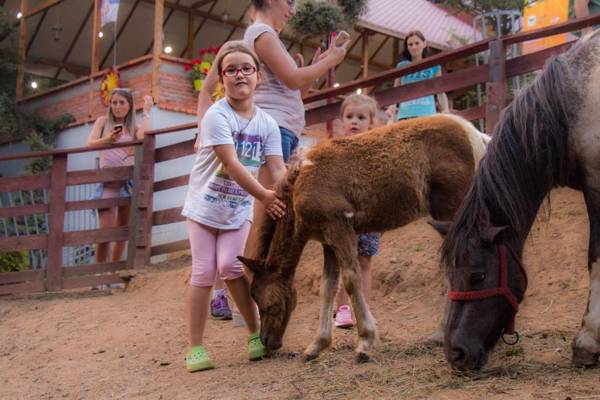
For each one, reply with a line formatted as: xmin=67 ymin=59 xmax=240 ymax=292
xmin=428 ymin=219 xmax=452 ymax=236
xmin=237 ymin=256 xmax=265 ymax=274
xmin=481 ymin=225 xmax=509 ymax=244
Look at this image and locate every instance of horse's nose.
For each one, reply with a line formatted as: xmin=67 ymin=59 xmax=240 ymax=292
xmin=268 ymin=336 xmax=282 ymax=351
xmin=447 ymin=342 xmax=486 ymax=370
xmin=262 ymin=333 xmax=282 ymax=351
xmin=450 ymin=346 xmax=466 ymax=363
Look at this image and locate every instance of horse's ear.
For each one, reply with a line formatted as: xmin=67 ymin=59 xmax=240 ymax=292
xmin=238 ymin=256 xmax=265 ymax=275
xmin=428 ymin=219 xmax=451 ymax=236
xmin=481 ymin=225 xmax=509 ymax=244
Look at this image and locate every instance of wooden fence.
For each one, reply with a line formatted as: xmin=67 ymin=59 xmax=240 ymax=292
xmin=1 ymin=14 xmax=599 ymax=295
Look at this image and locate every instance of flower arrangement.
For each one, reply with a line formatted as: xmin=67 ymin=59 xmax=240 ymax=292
xmin=184 ymin=46 xmax=220 ymax=91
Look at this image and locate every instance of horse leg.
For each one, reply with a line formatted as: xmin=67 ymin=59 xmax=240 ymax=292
xmin=573 ymin=185 xmax=600 ymax=367
xmin=304 ymin=244 xmax=340 ymax=361
xmin=329 ymin=230 xmax=377 ymax=363
xmin=343 ymin=262 xmax=377 ymax=362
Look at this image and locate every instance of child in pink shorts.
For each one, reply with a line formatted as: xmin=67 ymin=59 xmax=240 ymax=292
xmin=181 ymin=41 xmax=286 ymax=372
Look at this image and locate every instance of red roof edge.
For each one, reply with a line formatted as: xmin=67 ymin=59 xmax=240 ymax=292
xmin=433 ymin=3 xmax=477 ymax=27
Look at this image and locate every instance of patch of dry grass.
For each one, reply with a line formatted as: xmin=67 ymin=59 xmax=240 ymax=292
xmin=264 ymin=332 xmax=600 ymax=400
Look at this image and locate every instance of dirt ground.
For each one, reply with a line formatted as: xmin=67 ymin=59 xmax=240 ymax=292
xmin=2 ymin=188 xmax=600 ymax=400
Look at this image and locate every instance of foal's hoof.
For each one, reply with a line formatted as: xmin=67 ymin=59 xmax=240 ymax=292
xmin=355 ymin=352 xmax=370 ymax=364
xmin=572 ymin=346 xmax=599 ymax=368
xmin=303 ymin=352 xmax=319 ymax=362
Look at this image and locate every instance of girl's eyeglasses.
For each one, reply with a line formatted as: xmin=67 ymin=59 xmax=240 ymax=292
xmin=222 ymin=65 xmax=257 ymax=78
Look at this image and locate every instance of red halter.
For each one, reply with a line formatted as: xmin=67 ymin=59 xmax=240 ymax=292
xmin=448 ymin=243 xmax=528 ymax=335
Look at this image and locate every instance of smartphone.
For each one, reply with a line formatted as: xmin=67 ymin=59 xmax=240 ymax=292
xmin=334 ymin=30 xmax=350 ymax=47
xmin=114 ymin=124 xmax=123 ymax=134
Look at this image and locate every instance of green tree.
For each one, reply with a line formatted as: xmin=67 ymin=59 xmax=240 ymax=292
xmin=0 ymin=6 xmax=73 ymax=169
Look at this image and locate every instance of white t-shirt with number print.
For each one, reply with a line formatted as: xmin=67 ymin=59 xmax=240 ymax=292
xmin=182 ymin=99 xmax=283 ymax=230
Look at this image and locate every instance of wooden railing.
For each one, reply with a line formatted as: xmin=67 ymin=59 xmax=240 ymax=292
xmin=2 ymin=14 xmax=599 ymax=294
xmin=0 ymin=141 xmax=142 ymax=294
xmin=304 ymin=13 xmax=600 ymax=133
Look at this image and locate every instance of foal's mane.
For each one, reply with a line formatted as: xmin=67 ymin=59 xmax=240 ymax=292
xmin=442 ymin=51 xmax=581 ymax=266
xmin=255 ymin=161 xmax=302 ymax=261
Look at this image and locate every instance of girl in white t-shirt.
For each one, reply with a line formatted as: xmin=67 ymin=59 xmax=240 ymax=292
xmin=181 ymin=41 xmax=286 ymax=372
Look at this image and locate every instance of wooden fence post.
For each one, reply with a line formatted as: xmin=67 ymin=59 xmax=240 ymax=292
xmin=16 ymin=0 xmax=28 ymax=100
xmin=485 ymin=39 xmax=507 ymax=134
xmin=46 ymin=153 xmax=67 ymax=291
xmin=131 ymin=135 xmax=156 ymax=268
xmin=127 ymin=144 xmax=142 ymax=269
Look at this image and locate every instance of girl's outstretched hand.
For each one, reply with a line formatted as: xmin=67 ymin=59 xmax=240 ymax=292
xmin=260 ymin=189 xmax=286 ymax=219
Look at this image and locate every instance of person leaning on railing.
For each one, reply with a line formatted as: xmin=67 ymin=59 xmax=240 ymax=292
xmin=86 ymin=88 xmax=154 ymax=263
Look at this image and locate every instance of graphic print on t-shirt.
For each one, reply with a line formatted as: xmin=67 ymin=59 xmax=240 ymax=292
xmin=205 ymin=129 xmax=262 ymax=210
xmin=396 ymin=61 xmax=441 ymax=119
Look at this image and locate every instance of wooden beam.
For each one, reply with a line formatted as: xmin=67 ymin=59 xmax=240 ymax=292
xmin=88 ymin=0 xmax=101 ymax=119
xmin=100 ymin=0 xmax=142 ymax=69
xmin=361 ymin=30 xmax=369 ymax=79
xmin=186 ymin=12 xmax=194 ymax=59
xmin=144 ymin=0 xmax=181 ymax=55
xmin=152 ymin=0 xmax=164 ymax=100
xmin=53 ymin=2 xmax=93 ymax=79
xmin=353 ymin=35 xmax=390 ymax=81
xmin=393 ymin=37 xmax=399 ymax=66
xmin=26 ymin=8 xmax=48 ymax=53
xmin=28 ymin=57 xmax=89 ymax=77
xmin=223 ymin=3 xmax=250 ymax=43
xmin=16 ymin=0 xmax=27 ymax=100
xmin=191 ymin=0 xmax=215 ymax=7
xmin=46 ymin=153 xmax=67 ymax=291
xmin=24 ymin=0 xmax=63 ymax=18
xmin=178 ymin=0 xmax=218 ymax=58
xmin=91 ymin=0 xmax=101 ymax=74
xmin=485 ymin=39 xmax=507 ymax=134
xmin=304 ymin=37 xmax=492 ymax=104
xmin=142 ymin=0 xmax=391 ymax=69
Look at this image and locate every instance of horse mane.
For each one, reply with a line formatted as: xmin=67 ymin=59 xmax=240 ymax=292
xmin=254 ymin=161 xmax=302 ymax=261
xmin=442 ymin=51 xmax=580 ymax=266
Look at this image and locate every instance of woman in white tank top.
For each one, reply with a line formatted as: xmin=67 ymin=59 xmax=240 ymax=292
xmin=86 ymin=88 xmax=153 ymax=264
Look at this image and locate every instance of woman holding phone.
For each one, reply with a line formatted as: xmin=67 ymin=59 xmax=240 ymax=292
xmin=87 ymin=88 xmax=153 ymax=263
xmin=195 ymin=1 xmax=350 ymax=162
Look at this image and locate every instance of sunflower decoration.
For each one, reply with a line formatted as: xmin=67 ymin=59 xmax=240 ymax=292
xmin=99 ymin=69 xmax=121 ymax=106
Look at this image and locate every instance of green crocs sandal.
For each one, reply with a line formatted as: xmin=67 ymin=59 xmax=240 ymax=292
xmin=186 ymin=345 xmax=214 ymax=372
xmin=248 ymin=332 xmax=266 ymax=361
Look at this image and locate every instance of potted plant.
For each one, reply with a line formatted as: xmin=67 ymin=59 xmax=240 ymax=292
xmin=290 ymin=0 xmax=368 ymax=39
xmin=184 ymin=46 xmax=219 ymax=91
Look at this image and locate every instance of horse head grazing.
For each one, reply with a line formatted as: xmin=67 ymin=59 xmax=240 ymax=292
xmin=432 ymin=32 xmax=600 ymax=370
xmin=239 ymin=163 xmax=303 ymax=352
xmin=432 ymin=220 xmax=528 ymax=370
xmin=240 ymin=256 xmax=297 ymax=351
